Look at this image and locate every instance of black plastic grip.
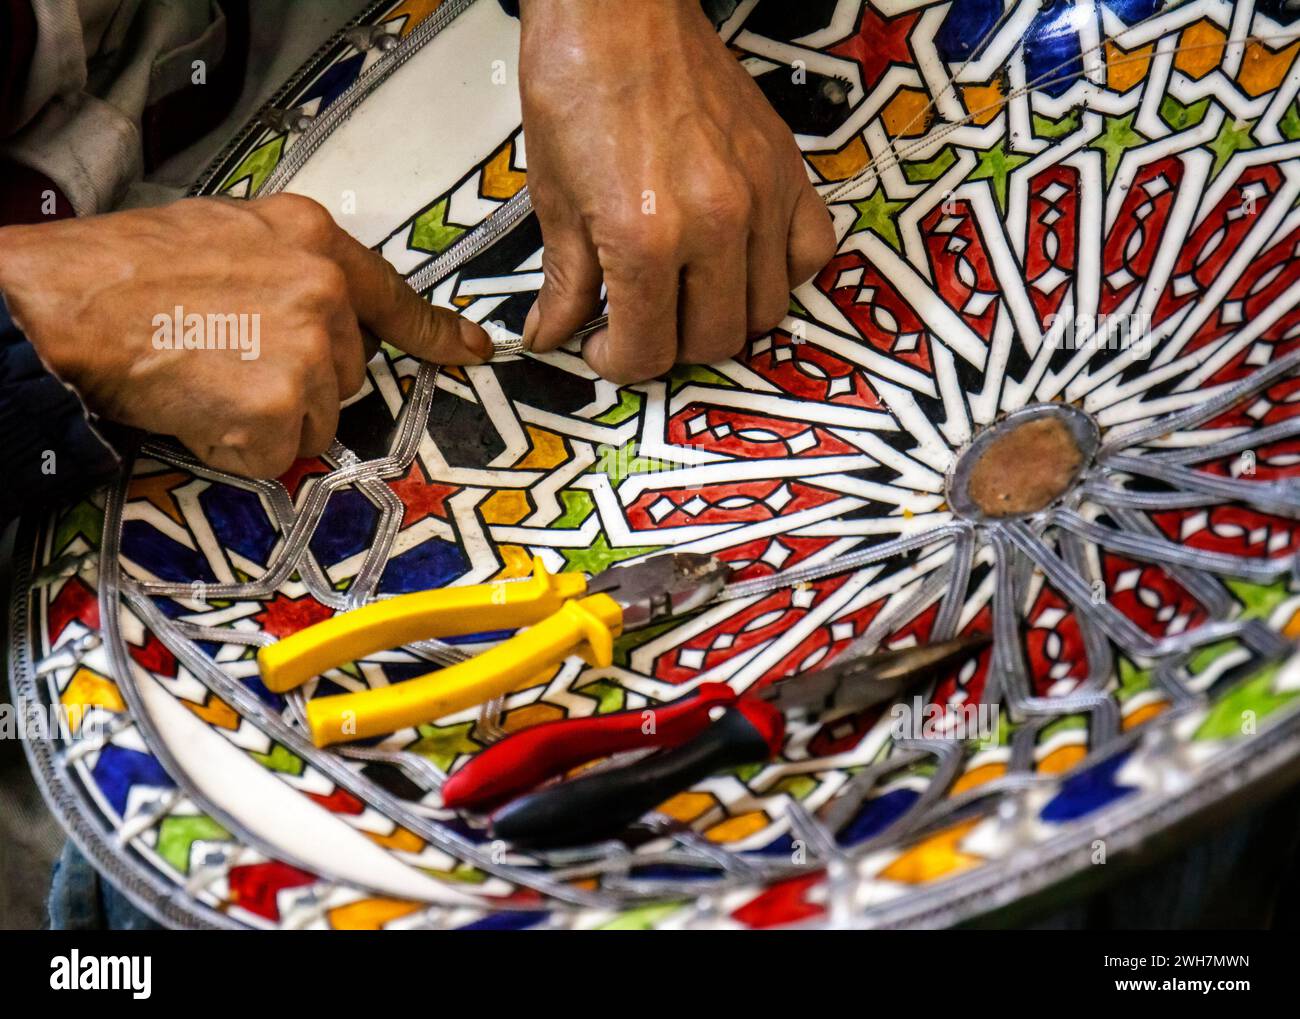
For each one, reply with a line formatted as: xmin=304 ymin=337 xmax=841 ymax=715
xmin=490 ymin=704 xmax=777 ymax=849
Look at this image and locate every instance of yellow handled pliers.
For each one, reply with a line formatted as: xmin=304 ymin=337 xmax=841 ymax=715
xmin=257 ymin=554 xmax=729 ymax=748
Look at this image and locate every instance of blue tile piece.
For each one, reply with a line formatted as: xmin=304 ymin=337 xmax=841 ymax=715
xmin=378 ymin=538 xmax=469 ymax=594
xmin=1040 ymin=750 xmax=1137 ymax=822
xmin=935 ymin=0 xmax=1003 ymax=62
xmin=1024 ymin=0 xmax=1086 ymax=97
xmin=121 ymin=519 xmax=217 ymax=584
xmin=92 ymin=745 xmax=176 ymax=815
xmin=309 ymin=489 xmax=379 ymax=567
xmin=1104 ymin=0 xmax=1162 ymax=24
xmin=837 ymin=787 xmax=919 ymax=846
xmin=298 ymin=52 xmax=365 ymax=111
xmin=459 ymin=911 xmax=549 ymax=931
xmin=198 ymin=484 xmax=278 ymax=565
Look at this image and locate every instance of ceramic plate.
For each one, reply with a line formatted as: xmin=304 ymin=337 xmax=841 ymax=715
xmin=12 ymin=0 xmax=1300 ymax=929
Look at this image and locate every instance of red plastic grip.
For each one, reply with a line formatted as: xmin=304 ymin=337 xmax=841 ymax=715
xmin=734 ymin=697 xmax=785 ymax=757
xmin=441 ymin=682 xmax=738 ymax=811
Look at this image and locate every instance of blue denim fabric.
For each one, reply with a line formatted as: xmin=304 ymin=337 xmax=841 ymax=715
xmin=0 ymin=300 xmax=120 ymax=527
xmin=48 ymin=841 xmax=160 ymax=931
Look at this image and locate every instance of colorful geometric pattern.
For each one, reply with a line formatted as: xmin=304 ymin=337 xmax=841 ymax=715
xmin=12 ymin=0 xmax=1300 ymax=928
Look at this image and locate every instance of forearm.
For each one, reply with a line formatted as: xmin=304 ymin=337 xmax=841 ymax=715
xmin=501 ymin=0 xmax=740 ymax=29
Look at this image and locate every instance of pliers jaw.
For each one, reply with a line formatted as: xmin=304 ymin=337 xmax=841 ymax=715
xmin=585 ymin=553 xmax=731 ymax=631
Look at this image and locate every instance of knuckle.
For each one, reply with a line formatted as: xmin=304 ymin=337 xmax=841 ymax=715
xmin=293 ymin=255 xmax=348 ymax=306
xmin=690 ymin=181 xmax=752 ymax=236
xmin=250 ymin=379 xmax=305 ymax=423
xmin=602 ymin=214 xmax=683 ymax=267
xmin=266 ymin=194 xmax=339 ymax=248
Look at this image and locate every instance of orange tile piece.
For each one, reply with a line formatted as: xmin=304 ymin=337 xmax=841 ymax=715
xmin=961 ymin=80 xmax=1004 ymax=125
xmin=494 ymin=544 xmax=536 ymax=579
xmin=382 ymin=0 xmax=443 ymax=37
xmin=1105 ymin=39 xmax=1154 ymax=93
xmin=1284 ymin=610 xmax=1300 ymax=640
xmin=367 ymin=826 xmax=424 ymax=852
xmin=657 ymin=790 xmax=715 ymax=823
xmin=328 ymin=898 xmax=423 ymax=930
xmin=880 ymin=818 xmax=982 ymax=884
xmin=1122 ymin=699 xmax=1169 ymax=731
xmin=518 ymin=426 xmax=566 ymax=470
xmin=1238 ymin=38 xmax=1300 ymax=98
xmin=950 ymin=761 xmax=1006 ymax=795
xmin=187 ymin=695 xmax=240 ymax=731
xmin=1037 ymin=742 xmax=1086 ymax=775
xmin=881 ymin=88 xmax=931 ymax=138
xmin=480 ymin=490 xmax=529 ymax=525
xmin=481 ymin=141 xmax=528 ymax=201
xmin=503 ymin=701 xmax=565 ymax=734
xmin=127 ymin=472 xmax=191 ymax=525
xmin=705 ymin=810 xmax=769 ymax=844
xmin=1175 ymin=20 xmax=1226 ymax=80
xmin=807 ymin=137 xmax=872 ymax=182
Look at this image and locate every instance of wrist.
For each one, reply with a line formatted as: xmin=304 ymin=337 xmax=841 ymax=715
xmin=0 ymin=223 xmax=88 ymax=384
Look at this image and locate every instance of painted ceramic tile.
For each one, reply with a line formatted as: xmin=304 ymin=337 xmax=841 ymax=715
xmin=12 ymin=0 xmax=1300 ymax=929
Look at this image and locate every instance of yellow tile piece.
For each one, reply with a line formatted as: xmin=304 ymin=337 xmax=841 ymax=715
xmin=328 ymin=898 xmax=422 ymax=930
xmin=1105 ymin=39 xmax=1154 ymax=93
xmin=881 ymin=88 xmax=931 ymax=138
xmin=1038 ymin=742 xmax=1086 ymax=775
xmin=656 ymin=791 xmax=715 ymax=824
xmin=187 ymin=696 xmax=239 ymax=731
xmin=518 ymin=426 xmax=567 ymax=470
xmin=61 ymin=667 xmax=124 ymax=732
xmin=879 ymin=818 xmax=982 ymax=884
xmin=705 ymin=810 xmax=769 ymax=844
xmin=1238 ymin=38 xmax=1300 ymax=98
xmin=961 ymin=80 xmax=1004 ymax=125
xmin=1175 ymin=20 xmax=1226 ymax=80
xmin=480 ymin=490 xmax=529 ymax=525
xmin=480 ymin=141 xmax=528 ymax=201
xmin=807 ymin=137 xmax=871 ymax=182
xmin=950 ymin=761 xmax=1006 ymax=795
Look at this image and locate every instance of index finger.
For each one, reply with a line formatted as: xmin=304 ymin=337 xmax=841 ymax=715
xmin=328 ymin=229 xmax=494 ymax=365
xmin=582 ymin=258 xmax=681 ymax=384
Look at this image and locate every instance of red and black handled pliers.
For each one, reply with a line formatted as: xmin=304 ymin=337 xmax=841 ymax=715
xmin=442 ymin=633 xmax=990 ymax=849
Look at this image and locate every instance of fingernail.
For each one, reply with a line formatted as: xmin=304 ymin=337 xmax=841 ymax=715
xmin=460 ymin=319 xmax=495 ymax=362
xmin=522 ymin=302 xmax=540 ymax=351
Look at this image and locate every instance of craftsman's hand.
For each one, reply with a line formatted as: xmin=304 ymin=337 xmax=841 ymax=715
xmin=0 ymin=195 xmax=492 ymax=477
xmin=518 ymin=0 xmax=836 ymax=383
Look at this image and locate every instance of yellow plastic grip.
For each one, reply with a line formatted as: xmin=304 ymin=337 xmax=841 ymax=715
xmin=304 ymin=593 xmax=624 ymax=747
xmin=257 ymin=558 xmax=589 ymax=694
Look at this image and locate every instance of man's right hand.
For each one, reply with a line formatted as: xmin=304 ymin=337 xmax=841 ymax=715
xmin=0 ymin=194 xmax=493 ymax=478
